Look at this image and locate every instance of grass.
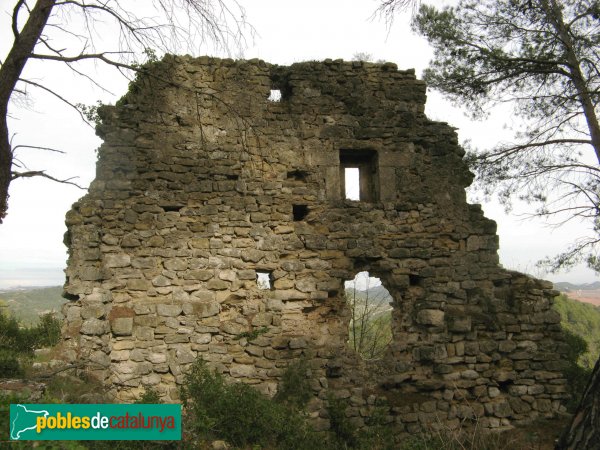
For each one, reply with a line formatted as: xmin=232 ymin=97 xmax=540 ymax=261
xmin=397 ymin=416 xmax=570 ymax=450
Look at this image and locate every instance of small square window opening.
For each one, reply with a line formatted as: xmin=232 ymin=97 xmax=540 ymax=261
xmin=256 ymin=271 xmax=272 ymax=289
xmin=293 ymin=205 xmax=309 ymax=221
xmin=268 ymin=89 xmax=282 ymax=102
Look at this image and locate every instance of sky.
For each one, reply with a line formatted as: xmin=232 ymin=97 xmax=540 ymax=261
xmin=0 ymin=0 xmax=597 ymax=288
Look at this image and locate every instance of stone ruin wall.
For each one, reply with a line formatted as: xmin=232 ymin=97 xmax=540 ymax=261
xmin=61 ymin=56 xmax=568 ymax=433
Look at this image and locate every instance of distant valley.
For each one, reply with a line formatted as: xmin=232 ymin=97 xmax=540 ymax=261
xmin=0 ymin=286 xmax=65 ymax=325
xmin=554 ymin=281 xmax=600 ymax=307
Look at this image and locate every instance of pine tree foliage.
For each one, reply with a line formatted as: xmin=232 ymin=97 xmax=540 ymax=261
xmin=413 ymin=0 xmax=600 ymax=271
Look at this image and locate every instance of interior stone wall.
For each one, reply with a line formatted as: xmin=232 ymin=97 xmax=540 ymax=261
xmin=61 ymin=56 xmax=568 ymax=433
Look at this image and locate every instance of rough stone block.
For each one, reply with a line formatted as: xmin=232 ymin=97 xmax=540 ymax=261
xmin=81 ymin=303 xmax=105 ymax=320
xmin=220 ymin=321 xmax=247 ymax=335
xmin=157 ymin=304 xmax=183 ymax=317
xmin=164 ymin=259 xmax=188 ymax=271
xmin=416 ymin=309 xmax=445 ymax=326
xmin=447 ymin=316 xmax=471 ymax=333
xmin=165 ymin=334 xmax=190 ymax=344
xmin=112 ymin=340 xmax=135 ymax=350
xmin=121 ymin=235 xmax=140 ymax=247
xmin=81 ymin=318 xmax=108 ymax=335
xmin=110 ymin=350 xmax=130 ymax=361
xmin=80 ymin=267 xmax=103 ymax=281
xmin=191 ymin=334 xmax=212 ymax=345
xmin=104 ymin=254 xmax=131 ymax=268
xmin=207 ymin=279 xmax=229 ymax=290
xmin=134 ymin=326 xmax=155 ymax=341
xmin=111 ymin=317 xmax=133 ymax=336
xmin=271 ymin=337 xmax=290 ymax=349
xmin=289 ymin=338 xmax=308 ymax=349
xmin=127 ymin=279 xmax=150 ymax=290
xmin=189 ymin=302 xmax=219 ymax=318
xmin=251 ymin=313 xmax=272 ymax=327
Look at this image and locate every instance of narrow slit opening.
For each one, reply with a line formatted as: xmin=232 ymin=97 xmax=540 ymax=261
xmin=344 ymin=168 xmax=360 ymax=200
xmin=161 ymin=205 xmax=184 ymax=212
xmin=287 ymin=170 xmax=309 ymax=181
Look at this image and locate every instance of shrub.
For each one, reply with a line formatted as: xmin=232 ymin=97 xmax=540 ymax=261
xmin=561 ymin=329 xmax=593 ymax=411
xmin=0 ymin=311 xmax=35 ymax=353
xmin=327 ymin=397 xmax=358 ymax=448
xmin=135 ymin=387 xmax=162 ymax=404
xmin=273 ymin=358 xmax=312 ymax=410
xmin=553 ymin=294 xmax=600 ymax=369
xmin=0 ymin=391 xmax=88 ymax=449
xmin=180 ymin=359 xmax=323 ymax=449
xmin=356 ymin=405 xmax=396 ymax=450
xmin=0 ymin=312 xmax=32 ymax=376
xmin=34 ymin=312 xmax=62 ymax=348
xmin=0 ymin=349 xmax=23 ymax=377
xmin=0 ymin=311 xmax=61 ymax=376
xmin=397 ymin=427 xmax=536 ymax=450
xmin=326 ymin=397 xmax=397 ymax=450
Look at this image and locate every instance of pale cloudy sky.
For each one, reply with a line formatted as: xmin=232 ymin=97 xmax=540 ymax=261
xmin=0 ymin=0 xmax=596 ymax=288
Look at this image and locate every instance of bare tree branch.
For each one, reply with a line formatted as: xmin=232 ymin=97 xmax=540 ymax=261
xmin=12 ymin=144 xmax=66 ymax=154
xmin=373 ymin=0 xmax=419 ymax=27
xmin=0 ymin=0 xmax=253 ymax=223
xmin=17 ymin=77 xmax=93 ymax=126
xmin=12 ymin=0 xmax=27 ymax=38
xmin=29 ymin=51 xmax=134 ymax=70
xmin=11 ymin=170 xmax=85 ymax=189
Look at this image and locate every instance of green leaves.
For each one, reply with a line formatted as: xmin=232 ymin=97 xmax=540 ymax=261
xmin=76 ymin=101 xmax=103 ymax=127
xmin=0 ymin=310 xmax=61 ymax=376
xmin=179 ymin=359 xmax=322 ymax=449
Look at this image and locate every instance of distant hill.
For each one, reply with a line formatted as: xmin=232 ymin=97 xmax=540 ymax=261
xmin=358 ymin=285 xmax=392 ymax=299
xmin=553 ymin=293 xmax=600 ymax=369
xmin=0 ymin=286 xmax=65 ymax=325
xmin=345 ymin=285 xmax=393 ymax=307
xmin=554 ymin=281 xmax=600 ymax=291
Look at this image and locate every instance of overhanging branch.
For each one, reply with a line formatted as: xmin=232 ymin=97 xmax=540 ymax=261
xmin=18 ymin=78 xmax=94 ymax=126
xmin=11 ymin=170 xmax=85 ymax=189
xmin=12 ymin=144 xmax=66 ymax=155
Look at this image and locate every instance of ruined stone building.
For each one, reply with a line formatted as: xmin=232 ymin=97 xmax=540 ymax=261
xmin=62 ymin=56 xmax=568 ymax=433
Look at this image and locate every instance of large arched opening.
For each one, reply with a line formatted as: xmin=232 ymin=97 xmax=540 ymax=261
xmin=344 ymin=271 xmax=393 ymax=360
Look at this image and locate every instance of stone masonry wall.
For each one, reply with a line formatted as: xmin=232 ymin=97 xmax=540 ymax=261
xmin=62 ymin=56 xmax=568 ymax=434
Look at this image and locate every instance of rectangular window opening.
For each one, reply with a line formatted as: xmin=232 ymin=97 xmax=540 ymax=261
xmin=344 ymin=168 xmax=360 ymax=200
xmin=339 ymin=149 xmax=378 ymax=202
xmin=256 ymin=271 xmax=273 ymax=290
xmin=268 ymin=89 xmax=282 ymax=102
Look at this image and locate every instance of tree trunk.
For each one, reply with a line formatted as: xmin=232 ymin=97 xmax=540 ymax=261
xmin=0 ymin=0 xmax=56 ymax=223
xmin=557 ymin=356 xmax=600 ymax=449
xmin=543 ymin=0 xmax=600 ymax=164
